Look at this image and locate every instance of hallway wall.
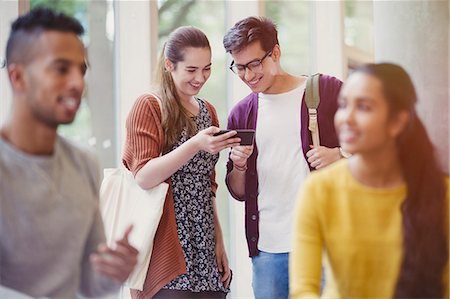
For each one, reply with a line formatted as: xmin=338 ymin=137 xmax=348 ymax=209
xmin=373 ymin=0 xmax=449 ymax=172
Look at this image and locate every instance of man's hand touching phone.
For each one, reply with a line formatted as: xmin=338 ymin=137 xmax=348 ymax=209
xmin=227 ymin=144 xmax=254 ymax=198
xmin=230 ymin=145 xmax=254 ymax=172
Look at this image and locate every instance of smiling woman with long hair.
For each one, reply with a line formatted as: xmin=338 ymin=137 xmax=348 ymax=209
xmin=122 ymin=26 xmax=239 ymax=299
xmin=290 ymin=63 xmax=448 ymax=298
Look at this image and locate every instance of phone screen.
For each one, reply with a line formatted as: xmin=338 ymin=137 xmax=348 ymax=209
xmin=235 ymin=130 xmax=255 ymax=145
xmin=213 ymin=129 xmax=255 ymax=145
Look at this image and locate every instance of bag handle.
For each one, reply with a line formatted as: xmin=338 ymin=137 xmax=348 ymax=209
xmin=305 ymin=74 xmax=321 ymax=147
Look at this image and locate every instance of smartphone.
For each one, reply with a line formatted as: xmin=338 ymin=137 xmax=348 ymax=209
xmin=213 ymin=129 xmax=255 ymax=146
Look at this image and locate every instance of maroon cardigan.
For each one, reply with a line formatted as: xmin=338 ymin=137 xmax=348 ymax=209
xmin=225 ymin=74 xmax=342 ymax=257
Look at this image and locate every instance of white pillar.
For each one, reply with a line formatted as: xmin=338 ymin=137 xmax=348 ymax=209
xmin=87 ymin=0 xmax=116 ymax=168
xmin=373 ymin=1 xmax=449 ymax=172
xmin=114 ymin=0 xmax=157 ymax=164
xmin=0 ymin=1 xmax=19 ymax=126
xmin=309 ymin=1 xmax=345 ymax=80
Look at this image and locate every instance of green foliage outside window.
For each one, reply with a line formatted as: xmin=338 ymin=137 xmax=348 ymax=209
xmin=265 ymin=1 xmax=310 ymax=75
xmin=30 ymin=0 xmax=86 ymax=17
xmin=344 ymin=0 xmax=374 ymax=54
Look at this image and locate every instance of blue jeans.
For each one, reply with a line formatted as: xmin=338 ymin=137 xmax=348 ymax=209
xmin=251 ymin=251 xmax=289 ymax=299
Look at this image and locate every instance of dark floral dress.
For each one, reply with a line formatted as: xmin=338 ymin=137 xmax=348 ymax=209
xmin=163 ymin=98 xmax=228 ymax=293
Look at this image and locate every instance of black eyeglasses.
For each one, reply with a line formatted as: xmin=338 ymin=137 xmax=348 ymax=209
xmin=229 ymin=51 xmax=272 ymax=75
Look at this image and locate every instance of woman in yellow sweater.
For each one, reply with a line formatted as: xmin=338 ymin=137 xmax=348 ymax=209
xmin=290 ymin=63 xmax=448 ymax=298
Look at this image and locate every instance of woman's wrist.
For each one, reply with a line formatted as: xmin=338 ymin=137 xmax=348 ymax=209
xmin=187 ymin=135 xmax=201 ymax=154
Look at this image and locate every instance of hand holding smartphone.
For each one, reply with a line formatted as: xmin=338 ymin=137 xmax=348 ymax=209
xmin=213 ymin=129 xmax=255 ymax=146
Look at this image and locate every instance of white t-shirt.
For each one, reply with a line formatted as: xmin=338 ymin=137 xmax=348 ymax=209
xmin=256 ymin=82 xmax=310 ymax=253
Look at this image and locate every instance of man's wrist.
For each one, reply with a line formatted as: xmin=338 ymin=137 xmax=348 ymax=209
xmin=233 ymin=163 xmax=248 ymax=172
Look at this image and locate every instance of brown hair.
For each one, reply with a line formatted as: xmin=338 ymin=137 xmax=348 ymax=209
xmin=223 ymin=16 xmax=279 ymax=54
xmin=155 ymin=26 xmax=210 ymax=151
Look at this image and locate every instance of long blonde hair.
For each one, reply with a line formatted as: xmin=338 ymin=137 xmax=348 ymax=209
xmin=155 ymin=26 xmax=210 ymax=151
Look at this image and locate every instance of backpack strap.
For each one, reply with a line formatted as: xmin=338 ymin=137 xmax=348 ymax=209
xmin=305 ymin=74 xmax=321 ymax=147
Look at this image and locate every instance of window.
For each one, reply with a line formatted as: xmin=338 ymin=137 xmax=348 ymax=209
xmin=265 ymin=1 xmax=311 ymax=74
xmin=344 ymin=0 xmax=374 ymax=70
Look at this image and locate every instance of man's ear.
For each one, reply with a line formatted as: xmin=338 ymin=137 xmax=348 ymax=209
xmin=164 ymin=58 xmax=174 ymax=72
xmin=7 ymin=64 xmax=26 ymax=92
xmin=389 ymin=110 xmax=410 ymax=138
xmin=271 ymin=44 xmax=281 ymax=62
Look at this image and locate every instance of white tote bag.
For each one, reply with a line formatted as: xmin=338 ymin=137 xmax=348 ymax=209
xmin=99 ymin=167 xmax=168 ymax=291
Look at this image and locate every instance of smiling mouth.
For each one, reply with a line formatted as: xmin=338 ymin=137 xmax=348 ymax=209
xmin=59 ymin=96 xmax=79 ymax=111
xmin=340 ymin=130 xmax=358 ymax=143
xmin=190 ymin=82 xmax=201 ymax=89
xmin=247 ymin=77 xmax=261 ymax=86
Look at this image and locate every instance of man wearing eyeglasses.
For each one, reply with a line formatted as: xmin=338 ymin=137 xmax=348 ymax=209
xmin=223 ymin=16 xmax=343 ymax=299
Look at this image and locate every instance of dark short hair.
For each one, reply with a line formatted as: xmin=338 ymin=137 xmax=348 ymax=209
xmin=223 ymin=16 xmax=279 ymax=54
xmin=5 ymin=7 xmax=84 ymax=67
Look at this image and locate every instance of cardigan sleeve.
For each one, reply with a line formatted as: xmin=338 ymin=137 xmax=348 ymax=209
xmin=290 ymin=175 xmax=324 ymax=299
xmin=317 ymin=74 xmax=342 ymax=149
xmin=225 ymin=106 xmax=246 ymax=201
xmin=122 ymin=94 xmax=163 ymax=176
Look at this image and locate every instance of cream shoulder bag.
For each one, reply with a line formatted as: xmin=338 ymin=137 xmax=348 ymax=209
xmin=99 ymin=93 xmax=167 ymax=291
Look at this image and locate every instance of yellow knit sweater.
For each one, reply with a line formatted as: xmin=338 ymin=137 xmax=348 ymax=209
xmin=290 ymin=159 xmax=449 ymax=298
